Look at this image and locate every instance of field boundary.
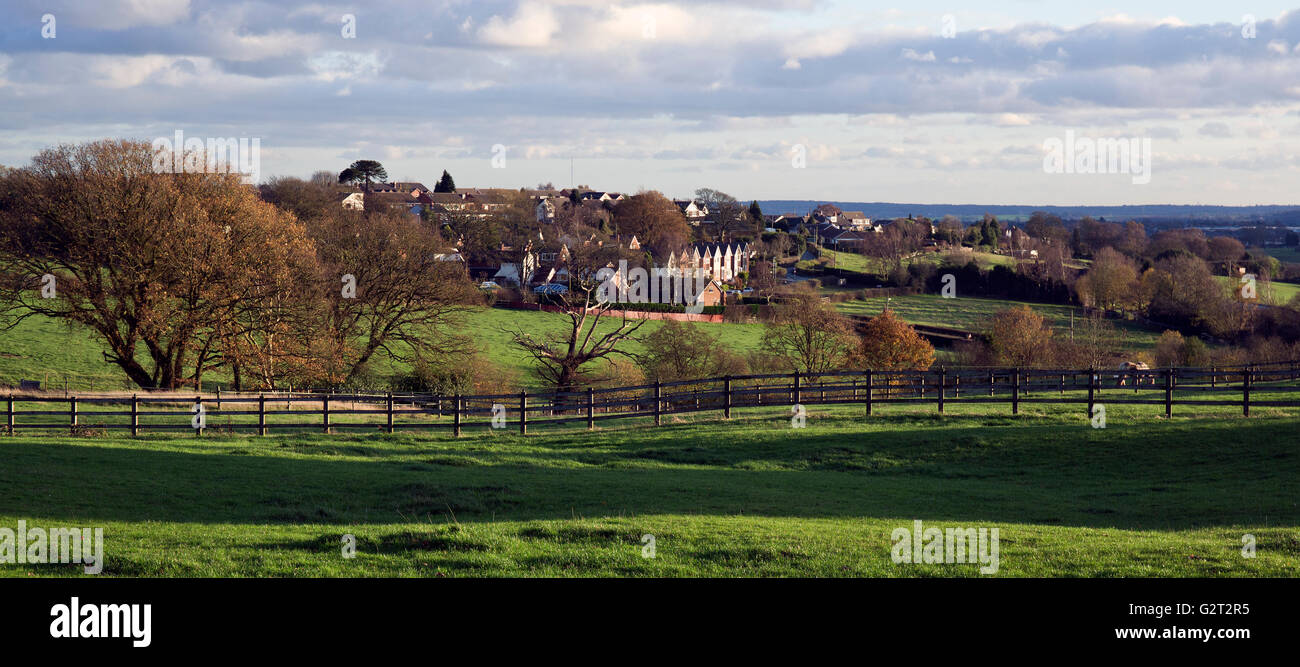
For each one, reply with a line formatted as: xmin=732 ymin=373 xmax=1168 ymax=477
xmin=4 ymin=361 xmax=1299 ymax=437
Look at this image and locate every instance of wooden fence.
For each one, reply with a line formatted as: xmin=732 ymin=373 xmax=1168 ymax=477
xmin=3 ymin=361 xmax=1299 ymax=437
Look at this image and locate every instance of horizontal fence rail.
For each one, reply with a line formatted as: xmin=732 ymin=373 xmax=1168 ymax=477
xmin=3 ymin=361 xmax=1299 ymax=437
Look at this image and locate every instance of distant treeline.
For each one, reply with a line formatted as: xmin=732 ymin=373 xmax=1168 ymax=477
xmin=757 ymin=201 xmax=1300 ymax=225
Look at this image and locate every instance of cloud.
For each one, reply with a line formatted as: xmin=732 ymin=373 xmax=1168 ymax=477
xmin=478 ymin=2 xmax=559 ymax=48
xmin=2 ymin=1 xmax=1300 ymax=204
xmin=1198 ymin=121 xmax=1233 ymax=138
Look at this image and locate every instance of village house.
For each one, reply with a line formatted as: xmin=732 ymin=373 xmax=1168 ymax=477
xmin=674 ymin=199 xmax=710 ymax=223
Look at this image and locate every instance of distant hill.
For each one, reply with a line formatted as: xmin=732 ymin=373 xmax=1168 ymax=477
xmin=756 ymin=201 xmax=1300 ymax=224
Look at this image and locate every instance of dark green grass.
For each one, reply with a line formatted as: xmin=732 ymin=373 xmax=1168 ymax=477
xmin=1 ymin=402 xmax=1296 ymax=577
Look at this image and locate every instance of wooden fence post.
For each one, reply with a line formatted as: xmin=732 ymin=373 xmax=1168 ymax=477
xmin=723 ymin=376 xmax=732 ymax=419
xmin=988 ymin=372 xmax=994 ymax=397
xmin=587 ymin=388 xmax=595 ymax=430
xmin=793 ymin=372 xmax=801 ymax=405
xmin=5 ymin=394 xmax=13 ymax=435
xmin=1242 ymin=366 xmax=1251 ymax=417
xmin=654 ymin=381 xmax=662 ymax=426
xmin=386 ymin=392 xmax=394 ymax=434
xmin=322 ymin=395 xmax=330 ymax=434
xmin=1164 ymin=369 xmax=1173 ymax=419
xmin=937 ymin=367 xmax=945 ymax=413
xmin=1011 ymin=369 xmax=1020 ymax=415
xmin=1210 ymin=366 xmax=1216 ymax=388
xmin=70 ymin=395 xmax=78 ymax=428
xmin=865 ymin=370 xmax=873 ymax=416
xmin=453 ymin=395 xmax=462 ymax=437
xmin=1087 ymin=368 xmax=1095 ymax=419
xmin=519 ymin=391 xmax=528 ymax=435
xmin=130 ymin=394 xmax=139 ymax=437
xmin=194 ymin=395 xmax=202 ymax=436
xmin=258 ymin=394 xmax=267 ymax=436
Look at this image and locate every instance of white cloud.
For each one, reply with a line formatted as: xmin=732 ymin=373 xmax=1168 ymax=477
xmin=479 ymin=2 xmax=560 ymax=48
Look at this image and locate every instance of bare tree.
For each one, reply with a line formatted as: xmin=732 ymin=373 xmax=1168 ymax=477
xmin=863 ymin=219 xmax=927 ymax=279
xmin=307 ymin=208 xmax=478 ymax=386
xmin=509 ymin=244 xmax=646 ymax=393
xmin=759 ymin=294 xmax=858 ymax=373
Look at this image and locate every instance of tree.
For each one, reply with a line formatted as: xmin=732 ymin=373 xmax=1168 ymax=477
xmin=1153 ymin=330 xmax=1186 ymax=367
xmin=635 ymin=320 xmax=748 ymax=382
xmin=694 ymin=188 xmax=747 ymax=241
xmin=980 ymin=215 xmax=1001 ymax=247
xmin=1075 ymin=247 xmax=1141 ymax=311
xmin=259 ymin=175 xmax=337 ymax=221
xmin=435 ymin=170 xmax=456 ymax=193
xmin=864 ymin=219 xmax=927 ymax=279
xmin=748 ymin=201 xmax=764 ymax=233
xmin=310 ymin=170 xmax=337 ymax=186
xmin=759 ymin=295 xmax=858 ymax=373
xmin=1054 ymin=313 xmax=1128 ymax=369
xmin=854 ymin=310 xmax=934 ymax=370
xmin=307 ymin=208 xmax=478 ymax=385
xmin=935 ymin=216 xmax=964 ymax=244
xmin=1206 ymin=236 xmax=1246 ymax=272
xmin=1153 ymin=330 xmax=1211 ymax=367
xmin=509 ymin=243 xmax=647 ymax=393
xmin=1147 ymin=228 xmax=1209 ymax=260
xmin=338 ymin=160 xmax=387 ymax=191
xmin=0 ymin=139 xmax=318 ymax=389
xmin=1141 ymin=254 xmax=1226 ymax=332
xmin=1025 ymin=211 xmax=1067 ymax=247
xmin=988 ymin=306 xmax=1053 ymax=367
xmin=613 ymin=191 xmax=692 ymax=257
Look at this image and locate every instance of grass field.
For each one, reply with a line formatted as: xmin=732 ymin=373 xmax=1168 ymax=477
xmin=1 ymin=399 xmax=1296 ymax=577
xmin=836 ymin=293 xmax=1164 ymax=349
xmin=1212 ymin=275 xmax=1300 ymax=306
xmin=800 ymin=248 xmax=1015 ymax=276
xmin=0 ymin=307 xmax=770 ymax=392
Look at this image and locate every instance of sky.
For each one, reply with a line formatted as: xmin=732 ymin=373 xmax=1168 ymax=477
xmin=1 ymin=0 xmax=1299 ymax=206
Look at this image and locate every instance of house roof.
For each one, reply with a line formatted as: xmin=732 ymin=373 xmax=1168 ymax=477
xmin=366 ymin=182 xmax=431 ymax=194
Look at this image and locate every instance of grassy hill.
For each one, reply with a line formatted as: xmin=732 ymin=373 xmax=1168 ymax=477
xmin=1211 ymin=275 xmax=1300 ymax=306
xmin=2 ymin=404 xmax=1296 ymax=577
xmin=799 ymin=248 xmax=1014 ymax=277
xmin=0 ymin=307 xmax=769 ymax=392
xmin=836 ymin=293 xmax=1164 ymax=349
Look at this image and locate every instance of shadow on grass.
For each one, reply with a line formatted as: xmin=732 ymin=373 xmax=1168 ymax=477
xmin=0 ymin=415 xmax=1295 ymax=531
